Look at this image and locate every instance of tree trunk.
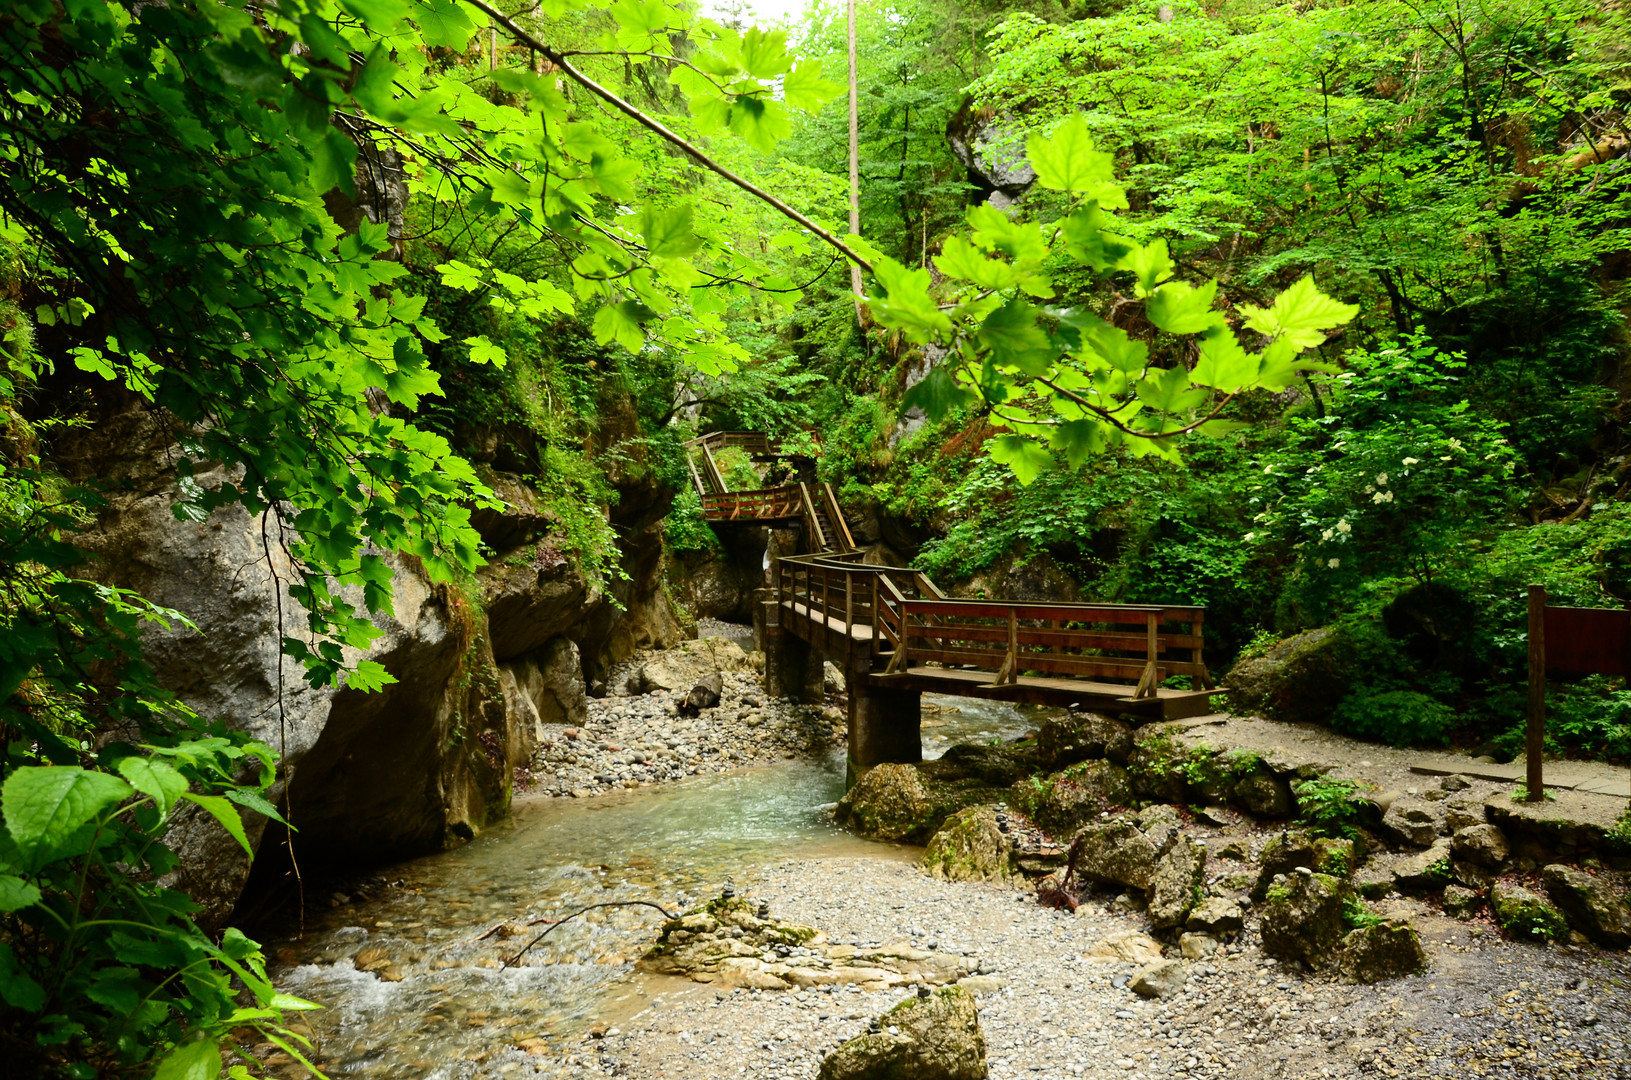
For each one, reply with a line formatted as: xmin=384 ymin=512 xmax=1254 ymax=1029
xmin=847 ymin=0 xmax=863 ymax=319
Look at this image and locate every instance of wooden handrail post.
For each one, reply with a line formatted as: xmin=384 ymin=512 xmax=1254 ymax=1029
xmin=1134 ymin=612 xmax=1160 ymax=699
xmin=822 ymin=567 xmax=831 ymax=622
xmin=870 ymin=575 xmax=879 ymax=655
xmin=993 ymin=606 xmax=1018 ymax=686
xmin=1527 ymin=583 xmax=1547 ymax=802
xmin=845 ymin=572 xmax=854 ymax=631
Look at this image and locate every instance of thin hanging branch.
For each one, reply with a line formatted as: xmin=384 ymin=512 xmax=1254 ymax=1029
xmin=462 ymin=0 xmax=875 ymax=274
xmin=499 ymin=899 xmax=677 ymax=968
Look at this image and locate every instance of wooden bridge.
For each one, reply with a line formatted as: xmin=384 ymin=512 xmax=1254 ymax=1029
xmin=686 ymin=431 xmax=1216 ymax=772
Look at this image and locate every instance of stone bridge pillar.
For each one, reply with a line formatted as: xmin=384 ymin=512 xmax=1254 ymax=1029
xmin=844 ymin=658 xmax=920 ymax=786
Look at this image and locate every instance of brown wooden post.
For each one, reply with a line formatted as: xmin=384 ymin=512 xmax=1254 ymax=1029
xmin=1527 ymin=583 xmax=1547 ymax=802
xmin=1004 ymin=607 xmax=1019 ymax=684
xmin=821 ymin=567 xmax=831 ymax=623
xmin=845 ymin=572 xmax=854 ymax=632
xmin=1134 ymin=611 xmax=1160 ymax=699
xmin=870 ymin=575 xmax=879 ymax=658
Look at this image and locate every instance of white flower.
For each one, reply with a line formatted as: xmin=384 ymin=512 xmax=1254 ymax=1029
xmin=1321 ymin=528 xmax=1334 ymax=542
xmin=1401 ymin=457 xmax=1420 ymax=466
xmin=1372 ymin=490 xmax=1394 ymax=504
xmin=1336 ymin=519 xmax=1352 ymax=535
xmin=1244 ymin=532 xmax=1257 ymax=542
xmin=1327 ymin=558 xmax=1341 ymax=569
xmin=1376 ymin=472 xmax=1389 ymax=486
xmin=1364 ymin=484 xmax=1375 ymax=494
xmin=1306 ymin=467 xmax=1319 ymax=475
xmin=1447 ymin=438 xmax=1463 ymax=450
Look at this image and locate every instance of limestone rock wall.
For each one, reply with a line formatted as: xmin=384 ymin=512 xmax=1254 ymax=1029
xmin=66 ymin=396 xmax=682 ymax=925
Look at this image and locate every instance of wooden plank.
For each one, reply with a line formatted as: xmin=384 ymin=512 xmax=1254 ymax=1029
xmin=901 ymin=599 xmax=1166 ymax=624
xmin=894 ymin=623 xmax=1191 ymax=651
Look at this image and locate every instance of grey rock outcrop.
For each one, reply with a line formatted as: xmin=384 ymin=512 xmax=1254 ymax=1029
xmin=1186 ymin=897 xmax=1245 ymax=936
xmin=1335 ymin=920 xmax=1428 ymax=984
xmin=1391 ymin=839 xmax=1455 ymax=892
xmin=635 ymin=636 xmax=754 ymax=694
xmin=1148 ymin=835 xmax=1207 ymax=930
xmin=1036 ymin=712 xmax=1133 ymax=769
xmin=1260 ymin=871 xmax=1351 ymax=969
xmin=1069 ymin=819 xmax=1160 ymax=892
xmin=1223 ymin=627 xmax=1351 ymax=725
xmin=1380 ymin=800 xmax=1446 ymax=848
xmin=1541 ymin=864 xmax=1631 ymax=948
xmin=921 ymin=805 xmax=1018 ymax=884
xmin=818 ymin=986 xmax=987 ymax=1080
xmin=1451 ymin=823 xmax=1510 ymax=868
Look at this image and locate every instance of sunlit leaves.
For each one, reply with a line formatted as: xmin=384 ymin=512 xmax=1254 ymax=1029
xmin=1191 ymin=327 xmax=1257 ymax=392
xmin=867 ymin=258 xmax=952 ymax=342
xmin=902 ymin=365 xmax=980 ymax=420
xmin=593 ymin=300 xmax=655 ymax=353
xmin=1145 ymin=279 xmax=1221 ymax=335
xmin=640 ymin=203 xmax=703 ymax=258
xmin=783 ymin=61 xmax=841 ymax=111
xmin=2 ymin=767 xmax=132 ymax=870
xmin=1118 ymin=239 xmax=1175 ymax=297
xmin=988 ymin=433 xmax=1054 ymax=485
xmin=1240 ymin=275 xmax=1361 ymax=349
xmin=1026 ymin=116 xmax=1127 ymax=209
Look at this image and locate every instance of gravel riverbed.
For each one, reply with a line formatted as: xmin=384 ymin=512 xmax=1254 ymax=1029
xmin=579 ymin=857 xmax=1631 ymax=1080
xmin=523 ymin=653 xmax=845 ymax=799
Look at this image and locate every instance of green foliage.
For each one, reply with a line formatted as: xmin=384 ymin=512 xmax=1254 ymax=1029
xmin=1331 ymin=688 xmax=1459 ymax=748
xmin=666 ymin=485 xmax=720 ymax=553
xmin=1342 ymin=896 xmax=1385 ymax=931
xmin=1291 ymin=776 xmax=1363 ymax=839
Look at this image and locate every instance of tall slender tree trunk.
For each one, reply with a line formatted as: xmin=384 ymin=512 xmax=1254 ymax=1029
xmin=847 ymin=0 xmax=863 ymax=319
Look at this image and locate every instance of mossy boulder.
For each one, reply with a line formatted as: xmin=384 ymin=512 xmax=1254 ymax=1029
xmin=1036 ymin=712 xmax=1133 ymax=769
xmin=1490 ymin=882 xmax=1568 ymax=941
xmin=817 ymin=985 xmax=987 ymax=1080
xmin=927 ymin=741 xmax=1041 ymax=786
xmin=1069 ymin=819 xmax=1160 ymax=891
xmin=921 ymin=805 xmax=1018 ymax=885
xmin=1223 ymin=627 xmax=1352 ymax=725
xmin=1148 ymin=834 xmax=1207 ymax=930
xmin=1252 ymin=831 xmax=1354 ymax=901
xmin=1126 ymin=732 xmax=1191 ymax=803
xmin=1541 ymin=864 xmax=1631 ymax=948
xmin=1261 ymin=870 xmax=1352 ymax=969
xmin=1009 ymin=760 xmax=1132 ymax=837
xmin=1335 ymin=920 xmax=1428 ymax=984
xmin=837 ymin=754 xmax=1013 ymax=844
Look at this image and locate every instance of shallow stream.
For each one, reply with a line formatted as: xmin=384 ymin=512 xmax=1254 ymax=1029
xmin=263 ymin=694 xmax=1049 ymax=1078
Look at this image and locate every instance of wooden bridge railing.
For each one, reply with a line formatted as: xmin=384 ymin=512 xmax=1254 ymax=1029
xmin=774 ymin=553 xmax=1209 ymax=697
xmin=701 ymin=485 xmax=805 ymax=521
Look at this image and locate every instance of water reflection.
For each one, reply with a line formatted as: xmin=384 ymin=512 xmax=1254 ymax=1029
xmin=263 ymin=693 xmax=1051 ymax=1077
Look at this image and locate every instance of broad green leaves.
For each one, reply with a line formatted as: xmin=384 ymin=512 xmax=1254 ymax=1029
xmin=868 ymin=117 xmax=1357 ymax=484
xmin=153 ymin=1040 xmax=223 ymax=1080
xmin=1241 ymin=275 xmax=1362 ymax=349
xmin=1027 ymin=116 xmax=1127 ymax=209
xmin=2 ymin=767 xmax=132 ymax=869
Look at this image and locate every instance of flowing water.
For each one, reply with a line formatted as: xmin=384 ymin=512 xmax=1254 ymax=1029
xmin=262 ymin=693 xmax=1051 ymax=1078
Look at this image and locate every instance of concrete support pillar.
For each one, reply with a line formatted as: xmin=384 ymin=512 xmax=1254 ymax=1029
xmin=762 ymin=603 xmax=824 ymax=703
xmin=845 ymin=660 xmax=920 ymax=786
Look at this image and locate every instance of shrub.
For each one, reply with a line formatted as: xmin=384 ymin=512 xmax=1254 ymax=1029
xmin=1291 ymin=776 xmax=1363 ymax=838
xmin=1331 ymin=687 xmax=1458 ymax=746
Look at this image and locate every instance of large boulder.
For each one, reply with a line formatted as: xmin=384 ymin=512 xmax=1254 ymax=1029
xmin=818 ymin=986 xmax=987 ymax=1080
xmin=1541 ymin=865 xmax=1631 ymax=948
xmin=1186 ymin=897 xmax=1245 ymax=936
xmin=1148 ymin=835 xmax=1207 ymax=930
xmin=1451 ymin=824 xmax=1510 ymax=868
xmin=1380 ymin=800 xmax=1447 ymax=849
xmin=1069 ymin=819 xmax=1160 ymax=891
xmin=1036 ymin=712 xmax=1133 ymax=769
xmin=1223 ymin=627 xmax=1351 ymax=725
xmin=1391 ymin=839 xmax=1455 ymax=892
xmin=1010 ymin=761 xmax=1132 ymax=837
xmin=1260 ymin=871 xmax=1351 ymax=969
xmin=1490 ymin=882 xmax=1568 ymax=941
xmin=1253 ymin=832 xmax=1353 ymax=901
xmin=1335 ymin=920 xmax=1428 ymax=984
xmin=837 ymin=759 xmax=1012 ymax=845
xmin=921 ymin=806 xmax=1018 ymax=884
xmin=836 ymin=764 xmax=936 ymax=843
xmin=635 ymin=636 xmax=753 ymax=693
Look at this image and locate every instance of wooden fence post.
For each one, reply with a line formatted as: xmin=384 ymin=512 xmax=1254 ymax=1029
xmin=1527 ymin=583 xmax=1546 ymax=803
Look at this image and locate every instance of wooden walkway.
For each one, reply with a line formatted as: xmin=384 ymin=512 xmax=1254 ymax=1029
xmin=687 ymin=431 xmax=1216 ymax=722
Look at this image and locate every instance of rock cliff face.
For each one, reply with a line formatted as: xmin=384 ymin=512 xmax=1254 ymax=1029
xmin=64 ymin=395 xmax=681 ymax=925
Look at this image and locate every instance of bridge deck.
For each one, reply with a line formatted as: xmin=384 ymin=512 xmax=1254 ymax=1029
xmin=695 ymin=432 xmax=1216 ymax=724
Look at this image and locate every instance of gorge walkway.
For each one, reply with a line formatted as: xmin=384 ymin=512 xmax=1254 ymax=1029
xmin=686 ymin=431 xmax=1217 ymax=773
